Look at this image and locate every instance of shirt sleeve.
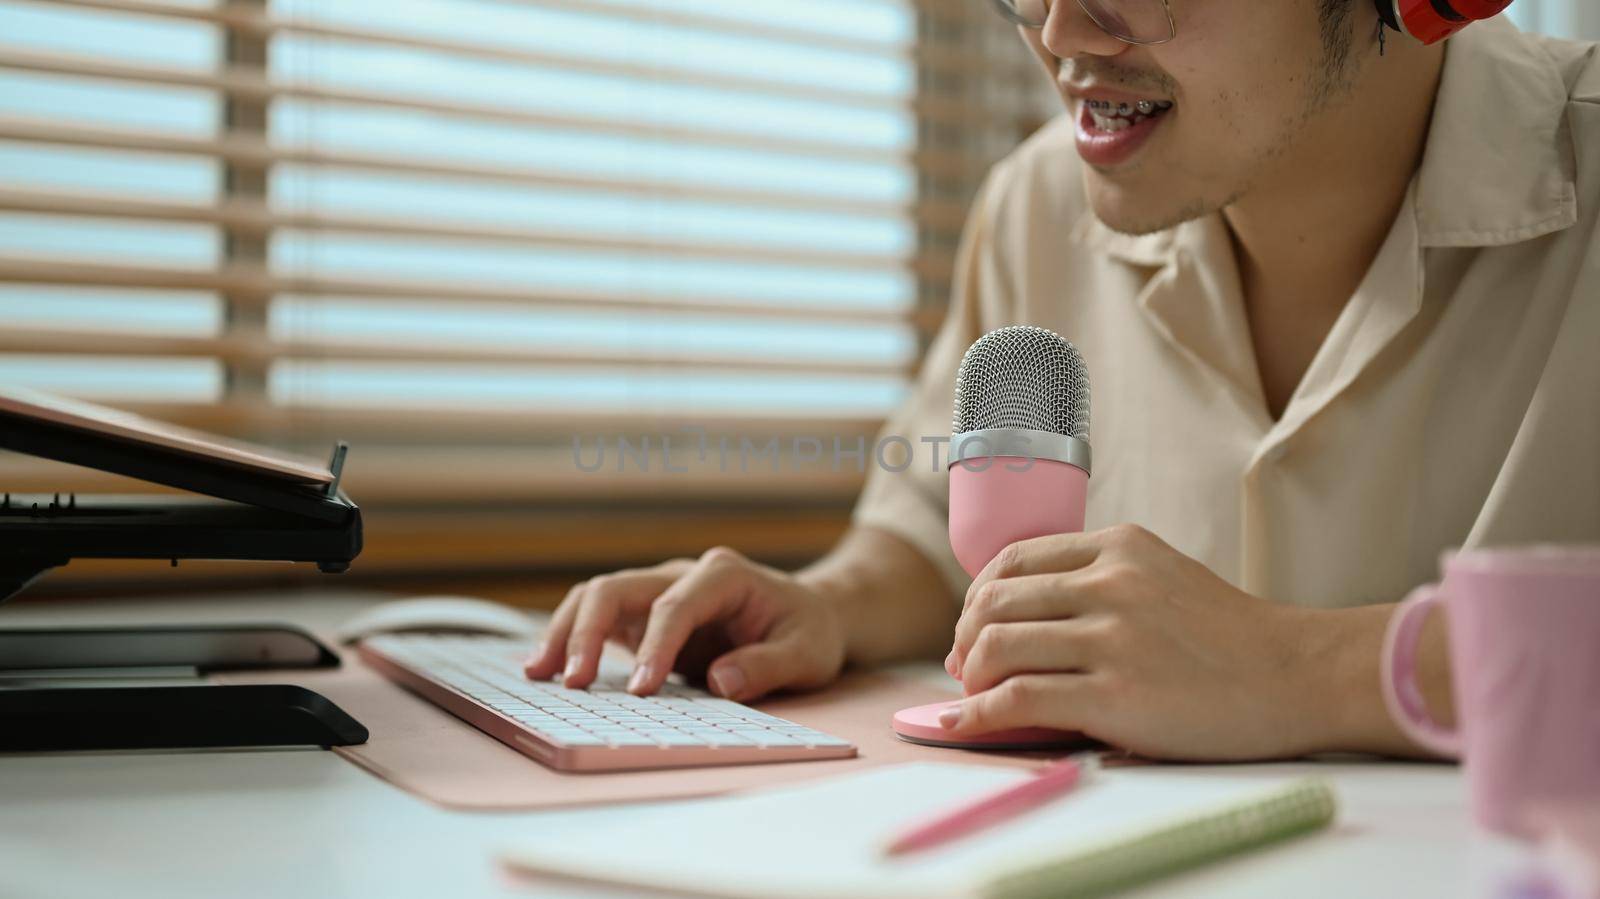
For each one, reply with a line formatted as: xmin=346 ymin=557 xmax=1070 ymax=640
xmin=850 ymin=167 xmax=1011 ymax=602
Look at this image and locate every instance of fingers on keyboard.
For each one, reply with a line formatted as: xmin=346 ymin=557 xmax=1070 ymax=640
xmin=630 ymin=560 xmax=750 ymax=695
xmin=564 ymin=572 xmax=676 ymax=689
xmin=524 ymin=582 xmax=585 ymax=680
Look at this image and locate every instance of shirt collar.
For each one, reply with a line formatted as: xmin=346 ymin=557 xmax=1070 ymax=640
xmin=1073 ymin=16 xmax=1579 ymax=261
xmin=1414 ymin=17 xmax=1579 ymax=247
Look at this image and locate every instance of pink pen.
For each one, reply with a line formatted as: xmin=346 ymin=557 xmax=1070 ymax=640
xmin=883 ymin=752 xmax=1102 ymax=857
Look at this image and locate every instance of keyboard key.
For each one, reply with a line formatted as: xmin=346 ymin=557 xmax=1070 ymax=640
xmin=653 ymin=733 xmax=708 ymax=746
xmin=603 ymin=734 xmax=661 ymax=746
xmin=693 ymin=699 xmax=753 ymax=714
xmin=748 ymin=733 xmax=806 ymax=747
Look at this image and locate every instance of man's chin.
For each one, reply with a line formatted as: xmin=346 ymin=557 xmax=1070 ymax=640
xmin=1084 ymin=174 xmax=1214 ymax=237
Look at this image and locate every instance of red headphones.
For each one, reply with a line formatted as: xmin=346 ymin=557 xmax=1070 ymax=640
xmin=1375 ymin=0 xmax=1516 ymax=45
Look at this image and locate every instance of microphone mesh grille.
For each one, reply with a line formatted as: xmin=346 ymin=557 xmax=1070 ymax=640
xmin=952 ymin=326 xmax=1090 ymax=441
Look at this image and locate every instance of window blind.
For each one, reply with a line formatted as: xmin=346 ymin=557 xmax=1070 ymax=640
xmin=0 ymin=0 xmax=1053 ymax=574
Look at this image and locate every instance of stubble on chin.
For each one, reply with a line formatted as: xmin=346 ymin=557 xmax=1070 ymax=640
xmin=1084 ymin=169 xmax=1233 ymax=238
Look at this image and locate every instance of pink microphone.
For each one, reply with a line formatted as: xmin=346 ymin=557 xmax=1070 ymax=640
xmin=891 ymin=326 xmax=1092 ymax=751
xmin=948 ymin=326 xmax=1091 ymax=577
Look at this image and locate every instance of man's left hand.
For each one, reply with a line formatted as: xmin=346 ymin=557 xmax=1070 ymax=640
xmin=943 ymin=524 xmax=1331 ymax=761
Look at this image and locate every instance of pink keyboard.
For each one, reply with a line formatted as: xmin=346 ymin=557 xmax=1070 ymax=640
xmin=358 ymin=634 xmax=856 ymax=772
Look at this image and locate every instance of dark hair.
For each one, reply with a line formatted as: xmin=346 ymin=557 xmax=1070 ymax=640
xmin=1317 ymin=0 xmax=1359 ymax=80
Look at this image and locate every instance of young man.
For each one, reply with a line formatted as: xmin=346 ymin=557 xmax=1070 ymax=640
xmin=526 ymin=0 xmax=1599 ymax=760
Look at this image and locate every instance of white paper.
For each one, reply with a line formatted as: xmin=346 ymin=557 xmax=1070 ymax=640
xmin=501 ymin=762 xmax=1310 ymax=899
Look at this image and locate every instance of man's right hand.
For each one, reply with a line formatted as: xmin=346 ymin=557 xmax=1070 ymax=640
xmin=522 ymin=546 xmax=849 ymax=702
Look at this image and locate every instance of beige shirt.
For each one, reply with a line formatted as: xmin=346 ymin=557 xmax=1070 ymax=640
xmin=854 ymin=19 xmax=1600 ymax=607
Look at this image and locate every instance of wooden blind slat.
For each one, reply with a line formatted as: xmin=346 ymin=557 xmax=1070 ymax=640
xmin=2 ymin=327 xmax=914 ymax=377
xmin=0 ymin=116 xmax=971 ymax=233
xmin=0 ymin=256 xmax=944 ymax=331
xmin=0 ymin=450 xmax=872 ymax=504
xmin=8 ymin=400 xmax=892 ymax=442
xmin=0 ymin=188 xmax=956 ymax=279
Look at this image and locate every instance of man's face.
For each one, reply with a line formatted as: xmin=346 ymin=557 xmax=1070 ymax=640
xmin=1021 ymin=0 xmax=1366 ymax=235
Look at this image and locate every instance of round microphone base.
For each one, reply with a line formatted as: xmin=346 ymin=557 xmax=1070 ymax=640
xmin=891 ymin=699 xmax=1089 ymax=751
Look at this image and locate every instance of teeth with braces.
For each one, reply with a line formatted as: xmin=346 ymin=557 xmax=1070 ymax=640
xmin=1086 ymin=98 xmax=1174 ymax=132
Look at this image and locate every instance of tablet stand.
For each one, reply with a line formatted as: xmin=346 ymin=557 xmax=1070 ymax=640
xmin=0 ymin=390 xmax=368 ymax=751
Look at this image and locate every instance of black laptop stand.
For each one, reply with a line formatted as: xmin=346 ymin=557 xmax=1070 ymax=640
xmin=0 ymin=392 xmax=368 ymax=751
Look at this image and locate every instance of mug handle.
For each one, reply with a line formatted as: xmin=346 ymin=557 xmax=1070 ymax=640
xmin=1380 ymin=584 xmax=1463 ymax=758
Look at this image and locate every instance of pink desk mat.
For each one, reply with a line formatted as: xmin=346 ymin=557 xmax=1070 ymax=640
xmin=215 ymin=649 xmax=1069 ymax=811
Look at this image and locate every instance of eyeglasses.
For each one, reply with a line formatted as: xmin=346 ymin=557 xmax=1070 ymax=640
xmin=988 ymin=0 xmax=1176 ymax=45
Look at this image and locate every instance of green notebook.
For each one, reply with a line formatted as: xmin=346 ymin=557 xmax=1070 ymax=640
xmin=502 ymin=762 xmax=1338 ymax=899
xmin=984 ymin=773 xmax=1336 ymax=899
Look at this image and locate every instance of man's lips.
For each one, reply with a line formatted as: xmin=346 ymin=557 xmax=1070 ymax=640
xmin=1068 ymin=87 xmax=1175 ymax=168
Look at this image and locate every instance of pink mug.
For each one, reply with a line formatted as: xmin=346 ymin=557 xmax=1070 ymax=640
xmin=1381 ymin=546 xmax=1600 ymax=839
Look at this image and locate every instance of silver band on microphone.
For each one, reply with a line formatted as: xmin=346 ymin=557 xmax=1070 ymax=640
xmin=948 ymin=428 xmax=1092 ymax=474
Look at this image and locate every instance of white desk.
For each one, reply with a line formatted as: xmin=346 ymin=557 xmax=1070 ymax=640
xmin=0 ymin=590 xmax=1530 ymax=899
